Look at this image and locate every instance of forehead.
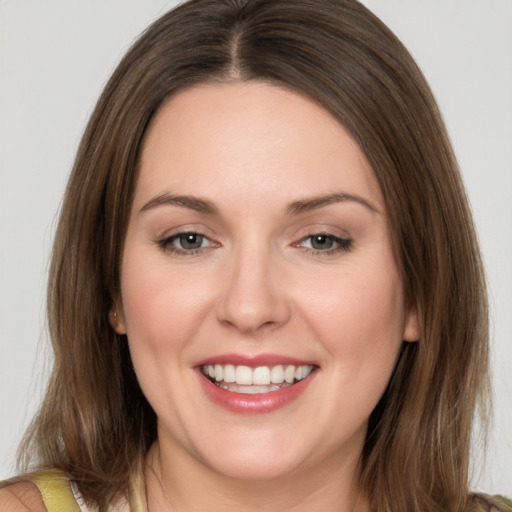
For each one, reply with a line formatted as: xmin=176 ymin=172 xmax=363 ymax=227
xmin=135 ymin=81 xmax=383 ymax=213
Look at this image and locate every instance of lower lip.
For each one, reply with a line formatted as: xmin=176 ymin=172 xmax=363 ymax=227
xmin=197 ymin=370 xmax=316 ymax=414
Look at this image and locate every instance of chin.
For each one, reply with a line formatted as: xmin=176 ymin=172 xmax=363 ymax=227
xmin=186 ymin=428 xmax=308 ymax=482
xmin=204 ymin=452 xmax=303 ymax=482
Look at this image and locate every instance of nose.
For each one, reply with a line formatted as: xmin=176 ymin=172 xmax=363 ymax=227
xmin=216 ymin=245 xmax=292 ymax=335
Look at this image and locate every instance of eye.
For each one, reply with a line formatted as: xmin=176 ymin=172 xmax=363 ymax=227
xmin=297 ymin=233 xmax=352 ymax=254
xmin=175 ymin=233 xmax=208 ymax=250
xmin=158 ymin=232 xmax=216 ymax=254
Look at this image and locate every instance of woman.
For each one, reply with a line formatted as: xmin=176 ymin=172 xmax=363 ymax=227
xmin=0 ymin=0 xmax=510 ymax=511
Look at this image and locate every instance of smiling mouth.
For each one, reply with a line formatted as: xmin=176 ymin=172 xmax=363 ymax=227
xmin=201 ymin=364 xmax=316 ymax=394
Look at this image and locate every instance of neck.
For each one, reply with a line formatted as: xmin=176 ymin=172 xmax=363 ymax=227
xmin=144 ymin=439 xmax=369 ymax=512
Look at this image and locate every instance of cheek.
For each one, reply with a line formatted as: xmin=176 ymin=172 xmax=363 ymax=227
xmin=119 ymin=247 xmax=220 ymax=423
xmin=296 ymin=260 xmax=405 ymax=380
xmin=120 ymin=248 xmax=213 ymax=355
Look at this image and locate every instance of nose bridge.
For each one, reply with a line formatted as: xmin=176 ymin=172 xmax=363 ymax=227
xmin=217 ymin=238 xmax=290 ymax=333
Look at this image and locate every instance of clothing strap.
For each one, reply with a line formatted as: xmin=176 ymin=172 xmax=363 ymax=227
xmin=19 ymin=469 xmax=81 ymax=512
xmin=1 ymin=469 xmax=145 ymax=511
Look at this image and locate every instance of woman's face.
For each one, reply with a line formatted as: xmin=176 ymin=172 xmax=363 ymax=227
xmin=117 ymin=81 xmax=418 ymax=481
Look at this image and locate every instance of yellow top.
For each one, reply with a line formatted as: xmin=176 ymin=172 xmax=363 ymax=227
xmin=30 ymin=470 xmax=82 ymax=512
xmin=1 ymin=469 xmax=81 ymax=511
xmin=0 ymin=469 xmax=146 ymax=511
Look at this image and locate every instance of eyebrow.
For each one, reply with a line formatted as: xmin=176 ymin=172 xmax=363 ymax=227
xmin=286 ymin=192 xmax=379 ymax=215
xmin=139 ymin=191 xmax=379 ymax=216
xmin=140 ymin=194 xmax=219 ymax=215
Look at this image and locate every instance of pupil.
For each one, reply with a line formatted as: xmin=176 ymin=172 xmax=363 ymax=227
xmin=180 ymin=233 xmax=202 ymax=249
xmin=311 ymin=235 xmax=333 ymax=250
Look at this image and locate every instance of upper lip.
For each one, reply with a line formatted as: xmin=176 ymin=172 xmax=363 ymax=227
xmin=194 ymin=353 xmax=317 ymax=368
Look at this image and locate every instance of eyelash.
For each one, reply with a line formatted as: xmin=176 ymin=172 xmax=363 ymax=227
xmin=295 ymin=233 xmax=352 ymax=255
xmin=157 ymin=232 xmax=216 ymax=255
xmin=157 ymin=232 xmax=352 ymax=256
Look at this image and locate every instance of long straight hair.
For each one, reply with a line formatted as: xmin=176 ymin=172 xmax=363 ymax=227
xmin=19 ymin=1 xmax=489 ymax=511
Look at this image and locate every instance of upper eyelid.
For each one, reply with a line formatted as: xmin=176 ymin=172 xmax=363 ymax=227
xmin=294 ymin=234 xmax=353 ymax=255
xmin=158 ymin=229 xmax=348 ymax=241
xmin=157 ymin=232 xmax=218 ymax=255
xmin=158 ymin=225 xmax=216 ymax=240
xmin=295 ymin=233 xmax=351 ymax=246
xmin=156 ymin=226 xmax=352 ymax=247
xmin=299 ymin=230 xmax=346 ymax=238
xmin=163 ymin=231 xmax=216 ymax=245
xmin=292 ymin=224 xmax=351 ymax=240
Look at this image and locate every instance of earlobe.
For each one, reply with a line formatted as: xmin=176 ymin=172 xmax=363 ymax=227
xmin=403 ymin=301 xmax=420 ymax=342
xmin=109 ymin=303 xmax=126 ymax=335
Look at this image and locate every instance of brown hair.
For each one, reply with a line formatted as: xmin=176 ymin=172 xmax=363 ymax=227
xmin=19 ymin=1 xmax=489 ymax=511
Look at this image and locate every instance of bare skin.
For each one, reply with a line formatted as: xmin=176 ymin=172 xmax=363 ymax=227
xmin=144 ymin=441 xmax=367 ymax=512
xmin=0 ymin=482 xmax=46 ymax=512
xmin=115 ymin=81 xmax=418 ymax=511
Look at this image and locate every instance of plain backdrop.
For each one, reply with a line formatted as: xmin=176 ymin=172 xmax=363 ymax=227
xmin=1 ymin=0 xmax=511 ymax=493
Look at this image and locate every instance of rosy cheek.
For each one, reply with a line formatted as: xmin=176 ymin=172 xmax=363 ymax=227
xmin=297 ymin=266 xmax=404 ymax=358
xmin=120 ymin=251 xmax=212 ymax=349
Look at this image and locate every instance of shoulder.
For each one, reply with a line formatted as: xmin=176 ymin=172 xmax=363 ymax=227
xmin=0 ymin=470 xmax=83 ymax=512
xmin=469 ymin=493 xmax=512 ymax=512
xmin=0 ymin=481 xmax=46 ymax=512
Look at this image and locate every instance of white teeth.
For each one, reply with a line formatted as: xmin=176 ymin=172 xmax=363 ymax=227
xmin=238 ymin=385 xmax=272 ymax=394
xmin=235 ymin=365 xmax=253 ymax=385
xmin=284 ymin=365 xmax=295 ymax=383
xmin=270 ymin=365 xmax=285 ymax=384
xmin=223 ymin=364 xmax=236 ymax=383
xmin=220 ymin=383 xmax=290 ymax=394
xmin=252 ymin=366 xmax=271 ymax=385
xmin=295 ymin=365 xmax=309 ymax=380
xmin=214 ymin=364 xmax=223 ymax=382
xmin=202 ymin=363 xmax=315 ymax=390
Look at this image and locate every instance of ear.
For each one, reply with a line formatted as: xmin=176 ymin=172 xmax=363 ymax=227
xmin=403 ymin=299 xmax=419 ymax=342
xmin=109 ymin=300 xmax=126 ymax=335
